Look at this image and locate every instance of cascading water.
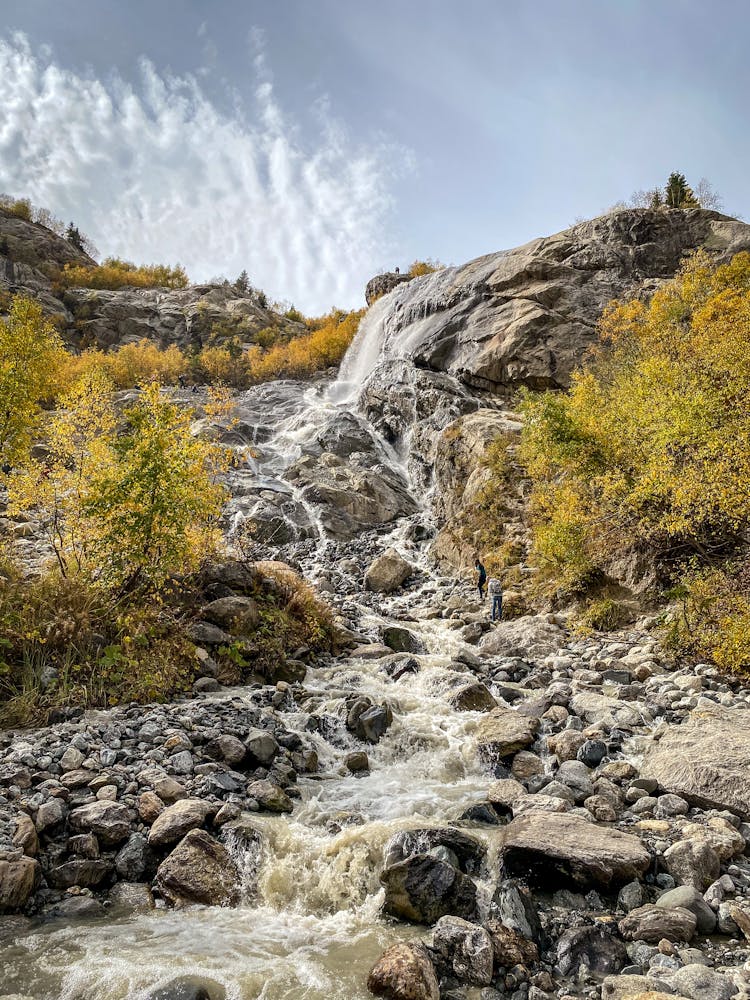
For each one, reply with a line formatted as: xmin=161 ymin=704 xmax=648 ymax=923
xmin=1 ymin=284 xmax=503 ymax=1000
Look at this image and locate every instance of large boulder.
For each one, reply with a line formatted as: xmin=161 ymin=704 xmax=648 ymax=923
xmin=475 ymin=708 xmax=539 ymax=762
xmin=618 ymin=904 xmax=697 ymax=943
xmin=148 ymin=799 xmax=211 ymax=847
xmin=155 ymin=829 xmax=240 ymax=907
xmin=69 ymin=801 xmax=132 ymax=845
xmin=365 ymin=549 xmax=413 ymax=593
xmin=365 ymin=271 xmax=414 ymax=306
xmin=641 ymin=705 xmax=750 ymax=819
xmin=501 ymin=813 xmax=650 ymax=890
xmin=556 ymin=924 xmax=628 ymax=977
xmin=432 ymin=916 xmax=494 ymax=986
xmin=0 ymin=856 xmax=39 ymax=911
xmin=367 ymin=942 xmax=439 ymax=1000
xmin=380 ymin=855 xmax=479 ymax=925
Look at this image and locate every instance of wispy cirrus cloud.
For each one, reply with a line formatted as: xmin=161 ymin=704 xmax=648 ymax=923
xmin=0 ymin=32 xmax=404 ymax=312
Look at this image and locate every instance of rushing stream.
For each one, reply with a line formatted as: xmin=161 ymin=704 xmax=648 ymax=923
xmin=1 ymin=300 xmax=504 ymax=1000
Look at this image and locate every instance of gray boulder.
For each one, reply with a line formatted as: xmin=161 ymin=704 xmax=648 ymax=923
xmin=641 ymin=704 xmax=750 ymax=819
xmin=618 ymin=903 xmax=697 ymax=942
xmin=365 ymin=549 xmax=413 ymax=593
xmin=501 ymin=812 xmax=650 ymax=890
xmin=656 ymin=885 xmax=717 ymax=934
xmin=156 ymin=829 xmax=240 ymax=908
xmin=69 ymin=801 xmax=132 ymax=845
xmin=148 ymin=799 xmax=211 ymax=847
xmin=380 ymin=855 xmax=479 ymax=925
xmin=432 ymin=915 xmax=494 ymax=986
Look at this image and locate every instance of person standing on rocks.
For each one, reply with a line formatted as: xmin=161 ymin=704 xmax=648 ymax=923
xmin=488 ymin=575 xmax=503 ymax=621
xmin=474 ymin=558 xmax=487 ymax=600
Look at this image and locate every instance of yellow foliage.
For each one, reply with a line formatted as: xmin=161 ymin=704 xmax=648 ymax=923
xmin=408 ymin=259 xmax=444 ymax=278
xmin=60 ymin=256 xmax=188 ymax=290
xmin=246 ymin=308 xmax=363 ymax=382
xmin=60 ymin=339 xmax=188 ymax=391
xmin=521 ymin=250 xmax=750 ymax=662
xmin=0 ymin=295 xmax=64 ymax=466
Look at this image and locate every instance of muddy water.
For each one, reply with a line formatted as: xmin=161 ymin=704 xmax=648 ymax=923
xmin=1 ymin=608 xmax=500 ymax=1000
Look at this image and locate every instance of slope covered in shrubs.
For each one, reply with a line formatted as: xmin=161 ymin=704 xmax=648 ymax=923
xmin=519 ymin=251 xmax=750 ymax=670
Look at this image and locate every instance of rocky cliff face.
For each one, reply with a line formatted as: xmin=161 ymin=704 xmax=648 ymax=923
xmin=359 ymin=209 xmax=750 ymax=396
xmin=0 ymin=210 xmax=305 ymax=350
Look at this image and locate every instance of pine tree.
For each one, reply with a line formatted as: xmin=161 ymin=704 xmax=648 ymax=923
xmin=65 ymin=222 xmax=84 ymax=249
xmin=664 ymin=172 xmax=700 ymax=209
xmin=234 ymin=269 xmax=250 ymax=294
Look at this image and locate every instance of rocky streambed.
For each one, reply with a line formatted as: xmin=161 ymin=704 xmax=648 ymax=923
xmin=3 ymin=558 xmax=750 ymax=1000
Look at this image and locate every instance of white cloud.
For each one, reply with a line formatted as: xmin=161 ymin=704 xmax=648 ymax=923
xmin=0 ymin=33 xmax=403 ymax=313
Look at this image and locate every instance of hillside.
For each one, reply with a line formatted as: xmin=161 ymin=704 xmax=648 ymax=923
xmin=3 ymin=205 xmax=750 ymax=1000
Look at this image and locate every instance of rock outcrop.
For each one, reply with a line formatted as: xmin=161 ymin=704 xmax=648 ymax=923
xmin=359 ymin=209 xmax=750 ymax=395
xmin=641 ymin=705 xmax=750 ymax=819
xmin=365 ymin=271 xmax=414 ymax=306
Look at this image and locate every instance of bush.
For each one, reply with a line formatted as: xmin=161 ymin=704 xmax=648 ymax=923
xmin=60 ymin=257 xmax=189 ymax=290
xmin=577 ymin=597 xmax=627 ymax=633
xmin=61 ymin=340 xmax=187 ymax=391
xmin=665 ymin=561 xmax=750 ymax=674
xmin=0 ymin=295 xmax=64 ymax=465
xmin=0 ymin=567 xmax=199 ymax=726
xmin=521 ymin=251 xmax=750 ymax=593
xmin=408 ymin=259 xmax=444 ymax=277
xmin=246 ymin=308 xmax=363 ymax=382
xmin=0 ymin=196 xmax=32 ymax=221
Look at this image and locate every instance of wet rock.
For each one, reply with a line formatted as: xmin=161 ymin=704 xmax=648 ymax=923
xmin=556 ymin=924 xmax=628 ymax=976
xmin=348 ymin=701 xmax=394 ymax=744
xmin=367 ymin=941 xmax=440 ymax=1000
xmin=364 ymin=549 xmax=412 ymax=593
xmin=381 ymin=855 xmax=479 ymax=924
xmin=384 ymin=829 xmax=486 ymax=875
xmin=245 ymin=728 xmax=279 ymax=766
xmin=156 ymin=829 xmax=240 ymax=908
xmin=365 ymin=271 xmax=414 ymax=306
xmin=69 ymin=800 xmax=132 ymax=845
xmin=0 ymin=856 xmax=39 ymax=911
xmin=351 ymin=643 xmax=394 ymax=660
xmin=247 ymin=780 xmax=293 ymax=813
xmin=485 ymin=917 xmax=539 ymax=965
xmin=148 ymin=799 xmax=211 ymax=847
xmin=146 ymin=977 xmax=221 ymax=1000
xmin=663 ymin=838 xmax=720 ymax=890
xmin=618 ymin=904 xmax=697 ymax=943
xmin=460 ymin=803 xmax=505 ymax=825
xmin=109 ymin=881 xmax=155 ymax=913
xmin=386 ymin=656 xmax=420 ymax=681
xmin=450 ymin=682 xmax=497 ymax=712
xmin=116 ymin=832 xmax=158 ymax=881
xmin=577 ymin=739 xmax=608 ymax=768
xmin=192 ymin=676 xmax=220 ymax=694
xmin=382 ymin=626 xmax=425 ymax=654
xmin=501 ymin=813 xmax=650 ymax=890
xmin=344 ymin=751 xmax=370 ymax=774
xmin=671 ymin=963 xmax=735 ymax=1000
xmin=476 ymin=708 xmax=539 ymax=762
xmin=48 ymin=858 xmax=112 ymax=888
xmin=641 ymin=704 xmax=750 ymax=818
xmin=45 ymin=896 xmax=106 ymax=919
xmin=492 ymin=880 xmax=541 ymax=942
xmin=432 ymin=915 xmax=494 ymax=986
xmin=656 ymin=886 xmax=716 ymax=936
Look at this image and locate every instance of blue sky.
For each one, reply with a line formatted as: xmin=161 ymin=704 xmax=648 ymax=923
xmin=0 ymin=1 xmax=746 ymax=312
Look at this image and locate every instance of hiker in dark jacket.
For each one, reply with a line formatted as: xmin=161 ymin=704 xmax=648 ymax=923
xmin=475 ymin=559 xmax=487 ymax=600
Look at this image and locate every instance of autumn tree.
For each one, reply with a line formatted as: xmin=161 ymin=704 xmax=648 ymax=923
xmin=8 ymin=367 xmax=116 ymax=576
xmin=0 ymin=296 xmax=63 ymax=468
xmin=83 ymin=383 xmax=230 ymax=591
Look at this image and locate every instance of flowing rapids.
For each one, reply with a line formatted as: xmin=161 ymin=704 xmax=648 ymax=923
xmin=1 ymin=322 xmax=503 ymax=1000
xmin=2 ymin=610 xmax=500 ymax=999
